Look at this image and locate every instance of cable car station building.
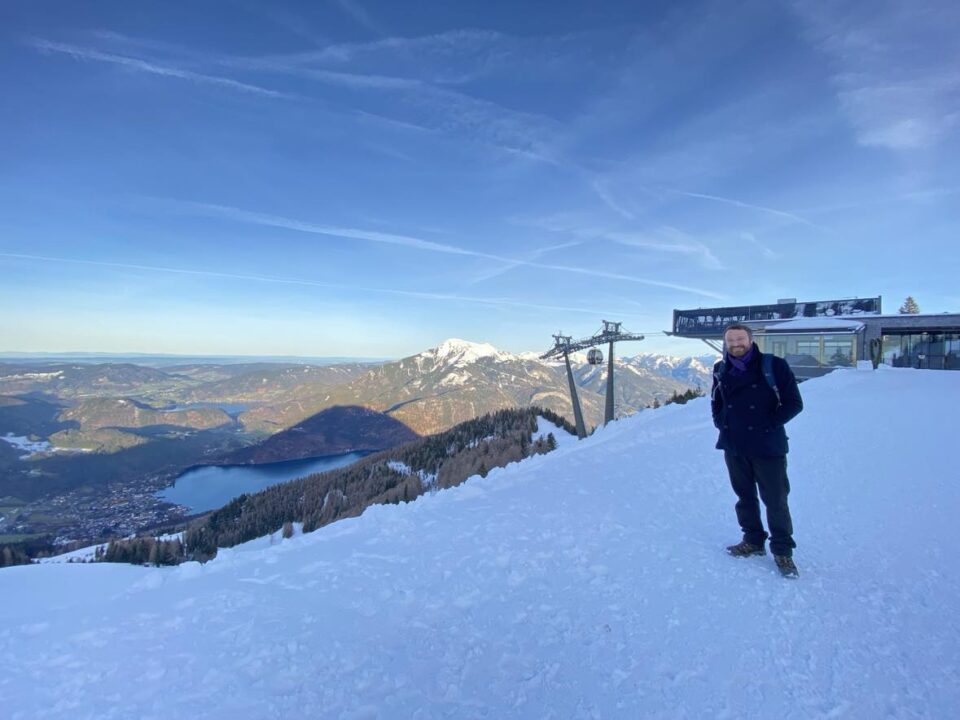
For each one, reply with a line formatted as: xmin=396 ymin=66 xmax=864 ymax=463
xmin=671 ymin=296 xmax=960 ymax=380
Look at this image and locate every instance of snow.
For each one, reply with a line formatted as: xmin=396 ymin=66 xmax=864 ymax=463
xmin=624 ymin=353 xmax=718 ymax=382
xmin=38 ymin=541 xmax=109 ymax=564
xmin=1 ymin=433 xmax=52 ymax=457
xmin=0 ymin=433 xmax=93 ymax=459
xmin=3 ymin=368 xmax=960 ymax=718
xmin=535 ymin=349 xmax=590 ymax=365
xmin=423 ymin=338 xmax=515 ymax=367
xmin=531 ymin=417 xmax=578 ymax=451
xmin=439 ymin=370 xmax=469 ymax=387
xmin=419 ymin=341 xmax=712 ymax=389
xmin=0 ymin=370 xmax=64 ymax=381
xmin=386 ymin=460 xmax=437 ymax=490
xmin=760 ymin=317 xmax=866 ymax=332
xmin=517 ymin=351 xmax=546 ymax=362
xmin=40 ymin=533 xmax=186 ymax=565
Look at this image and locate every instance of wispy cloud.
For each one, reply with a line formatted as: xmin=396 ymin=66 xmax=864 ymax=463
xmin=170 ymin=200 xmax=477 ymax=256
xmin=520 ymin=260 xmax=725 ymax=300
xmin=465 ymin=240 xmax=583 ymax=286
xmin=29 ymin=39 xmax=289 ymax=99
xmin=233 ymin=4 xmax=327 ymax=47
xmin=667 ymin=188 xmax=833 ymax=233
xmin=796 ymin=186 xmax=960 ymax=215
xmin=271 ymin=66 xmax=561 ymax=160
xmin=352 ymin=108 xmax=436 ymax=134
xmin=606 ymin=230 xmax=724 ymax=271
xmin=160 ymin=199 xmax=726 ymax=299
xmin=509 ymin=214 xmax=726 ymax=273
xmin=791 ymin=0 xmax=960 ymax=150
xmin=332 ymin=0 xmax=387 ymax=37
xmin=0 ymin=251 xmax=631 ymax=317
xmin=210 ymin=30 xmax=569 ymax=161
xmin=902 ymin=186 xmax=960 ymax=202
xmin=590 ymin=179 xmax=637 ymax=220
xmin=87 ymin=29 xmax=207 ymax=60
xmin=222 ymin=28 xmax=578 ymax=86
xmin=740 ymin=232 xmax=777 ymax=260
xmin=33 ymin=29 xmax=570 ymax=164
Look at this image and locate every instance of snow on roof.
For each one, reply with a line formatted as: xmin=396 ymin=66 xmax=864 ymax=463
xmin=757 ymin=317 xmax=865 ymax=332
xmin=841 ymin=312 xmax=960 ymax=320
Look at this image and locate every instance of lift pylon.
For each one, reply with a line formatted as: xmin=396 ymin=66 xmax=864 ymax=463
xmin=540 ymin=321 xmax=645 ymax=432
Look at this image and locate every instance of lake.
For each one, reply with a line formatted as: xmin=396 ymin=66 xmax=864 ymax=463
xmin=164 ymin=402 xmax=251 ymax=417
xmin=157 ymin=452 xmax=368 ymax=513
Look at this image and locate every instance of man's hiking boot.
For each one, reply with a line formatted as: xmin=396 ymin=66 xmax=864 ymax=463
xmin=774 ymin=555 xmax=799 ymax=578
xmin=726 ymin=541 xmax=766 ymax=557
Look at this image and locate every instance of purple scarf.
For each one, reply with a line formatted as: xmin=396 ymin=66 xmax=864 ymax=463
xmin=726 ymin=345 xmax=755 ymax=374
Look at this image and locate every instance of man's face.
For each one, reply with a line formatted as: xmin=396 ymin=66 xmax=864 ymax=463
xmin=724 ymin=329 xmax=752 ymax=358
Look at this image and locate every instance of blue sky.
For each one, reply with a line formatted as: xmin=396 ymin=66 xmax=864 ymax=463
xmin=1 ymin=0 xmax=958 ymax=358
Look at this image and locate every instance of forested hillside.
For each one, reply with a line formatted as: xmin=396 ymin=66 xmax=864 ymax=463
xmin=103 ymin=407 xmax=574 ymax=564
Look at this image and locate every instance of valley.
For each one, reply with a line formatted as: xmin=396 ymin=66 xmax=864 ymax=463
xmin=0 ymin=341 xmax=713 ymax=554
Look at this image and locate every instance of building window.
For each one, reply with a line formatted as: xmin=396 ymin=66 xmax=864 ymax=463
xmin=947 ymin=334 xmax=960 ymax=370
xmin=823 ymin=336 xmax=856 ymax=366
xmin=758 ymin=333 xmax=858 ymax=374
xmin=884 ymin=332 xmax=960 ymax=370
xmin=793 ymin=339 xmax=821 ymax=367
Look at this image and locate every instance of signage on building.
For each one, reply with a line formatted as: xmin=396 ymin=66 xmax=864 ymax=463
xmin=672 ymin=297 xmax=882 ymax=337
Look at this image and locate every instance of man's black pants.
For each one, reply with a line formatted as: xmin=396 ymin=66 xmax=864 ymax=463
xmin=723 ymin=451 xmax=796 ymax=557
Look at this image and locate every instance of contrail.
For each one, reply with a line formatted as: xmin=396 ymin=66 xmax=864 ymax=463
xmin=179 ymin=201 xmax=478 ymax=257
xmin=29 ymin=39 xmax=289 ymax=98
xmin=165 ymin=200 xmax=727 ymax=300
xmin=465 ymin=240 xmax=583 ymax=286
xmin=669 ymin=189 xmax=832 ymax=233
xmin=0 ymin=251 xmax=641 ymax=317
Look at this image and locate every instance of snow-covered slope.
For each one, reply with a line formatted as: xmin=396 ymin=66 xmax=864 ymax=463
xmin=3 ymin=367 xmax=959 ymax=719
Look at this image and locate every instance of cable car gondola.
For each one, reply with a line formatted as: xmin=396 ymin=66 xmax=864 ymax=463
xmin=587 ymin=348 xmax=604 ymax=365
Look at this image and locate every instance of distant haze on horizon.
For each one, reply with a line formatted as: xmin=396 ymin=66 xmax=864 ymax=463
xmin=1 ymin=0 xmax=957 ymax=358
xmin=0 ymin=338 xmax=717 ymax=364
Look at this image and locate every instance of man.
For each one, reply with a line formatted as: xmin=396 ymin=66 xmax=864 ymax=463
xmin=711 ymin=323 xmax=803 ymax=578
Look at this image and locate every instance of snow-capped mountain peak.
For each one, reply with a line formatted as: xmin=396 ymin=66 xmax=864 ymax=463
xmin=421 ymin=338 xmax=515 ymax=367
xmin=624 ymin=352 xmax=719 ymax=386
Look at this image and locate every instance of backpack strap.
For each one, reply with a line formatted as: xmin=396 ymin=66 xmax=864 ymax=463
xmin=762 ymin=353 xmax=781 ymax=407
xmin=711 ymin=360 xmax=726 ymax=402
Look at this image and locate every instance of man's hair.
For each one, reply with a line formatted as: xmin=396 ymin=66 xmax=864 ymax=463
xmin=723 ymin=322 xmax=753 ymax=339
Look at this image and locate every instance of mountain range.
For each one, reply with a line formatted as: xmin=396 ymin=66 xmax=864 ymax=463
xmin=0 ymin=340 xmax=715 ymax=544
xmin=0 ymin=340 xmax=717 ymax=459
xmin=236 ymin=339 xmax=716 ymax=436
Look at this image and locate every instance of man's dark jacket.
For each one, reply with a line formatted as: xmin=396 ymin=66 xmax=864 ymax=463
xmin=710 ymin=344 xmax=803 ymax=457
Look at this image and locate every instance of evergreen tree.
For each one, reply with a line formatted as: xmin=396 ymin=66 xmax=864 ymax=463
xmin=546 ymin=433 xmax=557 ymax=451
xmin=899 ymin=296 xmax=920 ymax=314
xmin=663 ymin=386 xmax=705 ymax=407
